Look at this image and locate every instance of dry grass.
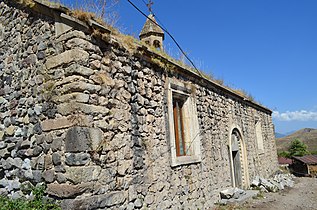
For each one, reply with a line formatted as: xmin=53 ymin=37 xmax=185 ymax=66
xmin=71 ymin=9 xmax=96 ymax=22
xmin=214 ymin=78 xmax=224 ymax=85
xmin=115 ymin=34 xmax=140 ymax=53
xmin=213 ymin=203 xmax=247 ymax=210
xmin=144 ymin=43 xmax=199 ymax=73
xmin=14 ymin=0 xmax=35 ymax=7
xmin=232 ymin=89 xmax=255 ymax=101
xmin=60 ymin=0 xmax=119 ymax=27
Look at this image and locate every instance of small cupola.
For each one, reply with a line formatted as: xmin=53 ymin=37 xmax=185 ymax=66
xmin=139 ymin=13 xmax=164 ymax=50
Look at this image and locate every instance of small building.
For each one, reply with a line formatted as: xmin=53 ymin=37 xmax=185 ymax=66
xmin=291 ymin=155 xmax=317 ymax=177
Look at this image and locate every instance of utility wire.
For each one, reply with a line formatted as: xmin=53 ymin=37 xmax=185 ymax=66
xmin=127 ymin=0 xmax=203 ymax=76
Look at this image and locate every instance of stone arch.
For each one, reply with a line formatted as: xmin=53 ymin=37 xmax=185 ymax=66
xmin=228 ymin=125 xmax=249 ymax=188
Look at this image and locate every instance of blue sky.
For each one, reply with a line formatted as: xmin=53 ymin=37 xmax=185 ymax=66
xmin=61 ymin=0 xmax=317 ymax=134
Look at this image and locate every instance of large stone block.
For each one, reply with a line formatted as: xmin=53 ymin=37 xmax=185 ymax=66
xmin=66 ymin=38 xmax=97 ymax=52
xmin=65 ymin=126 xmax=103 ymax=152
xmin=41 ymin=117 xmax=74 ymax=131
xmin=100 ymin=191 xmax=126 ymax=208
xmin=62 ymin=81 xmax=101 ymax=93
xmin=57 ymin=103 xmax=109 ymax=116
xmin=71 ymin=191 xmax=126 ymax=209
xmin=53 ymin=93 xmax=90 ymax=103
xmin=45 ymin=49 xmax=89 ymax=69
xmin=65 ymin=64 xmax=94 ymax=77
xmin=56 ymin=30 xmax=87 ymax=43
xmin=46 ymin=183 xmax=92 ymax=198
xmin=65 ymin=166 xmax=101 ymax=184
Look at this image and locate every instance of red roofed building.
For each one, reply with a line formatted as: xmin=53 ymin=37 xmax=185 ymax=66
xmin=278 ymin=157 xmax=293 ymax=166
xmin=291 ymin=155 xmax=317 ymax=177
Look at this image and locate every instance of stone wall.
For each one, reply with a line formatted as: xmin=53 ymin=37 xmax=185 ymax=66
xmin=0 ymin=0 xmax=58 ymax=198
xmin=0 ymin=1 xmax=278 ymax=209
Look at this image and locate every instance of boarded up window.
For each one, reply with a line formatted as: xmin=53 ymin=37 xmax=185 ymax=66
xmin=256 ymin=120 xmax=264 ymax=153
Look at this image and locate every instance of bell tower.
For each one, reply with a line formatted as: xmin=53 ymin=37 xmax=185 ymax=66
xmin=139 ymin=1 xmax=164 ymax=50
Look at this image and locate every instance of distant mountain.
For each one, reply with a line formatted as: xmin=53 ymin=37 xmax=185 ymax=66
xmin=275 ymin=128 xmax=317 ymax=153
xmin=285 ymin=130 xmax=296 ymax=136
xmin=275 ymin=132 xmax=285 ymax=138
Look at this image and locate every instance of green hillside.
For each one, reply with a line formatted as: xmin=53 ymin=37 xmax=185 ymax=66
xmin=276 ymin=128 xmax=317 ymax=154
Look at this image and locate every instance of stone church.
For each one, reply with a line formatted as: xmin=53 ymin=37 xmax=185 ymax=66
xmin=0 ymin=0 xmax=278 ymax=209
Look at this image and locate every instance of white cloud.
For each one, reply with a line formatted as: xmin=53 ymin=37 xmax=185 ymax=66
xmin=273 ymin=110 xmax=317 ymax=121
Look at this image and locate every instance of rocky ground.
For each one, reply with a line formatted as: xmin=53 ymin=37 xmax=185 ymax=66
xmin=215 ymin=177 xmax=317 ymax=210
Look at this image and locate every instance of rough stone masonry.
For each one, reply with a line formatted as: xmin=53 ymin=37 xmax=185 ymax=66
xmin=0 ymin=0 xmax=278 ymax=209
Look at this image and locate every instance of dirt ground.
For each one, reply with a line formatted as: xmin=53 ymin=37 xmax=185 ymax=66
xmin=215 ymin=177 xmax=317 ymax=210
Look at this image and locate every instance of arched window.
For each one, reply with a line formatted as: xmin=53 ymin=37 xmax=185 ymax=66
xmin=153 ymin=40 xmax=161 ymax=49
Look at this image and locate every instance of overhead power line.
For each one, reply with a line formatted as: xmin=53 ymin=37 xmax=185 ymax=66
xmin=127 ymin=0 xmax=203 ymax=76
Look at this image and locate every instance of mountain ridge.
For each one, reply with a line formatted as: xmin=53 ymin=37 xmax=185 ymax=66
xmin=275 ymin=128 xmax=317 ymax=153
xmin=275 ymin=132 xmax=285 ymax=138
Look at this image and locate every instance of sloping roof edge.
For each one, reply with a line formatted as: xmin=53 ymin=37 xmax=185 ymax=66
xmin=293 ymin=155 xmax=317 ymax=165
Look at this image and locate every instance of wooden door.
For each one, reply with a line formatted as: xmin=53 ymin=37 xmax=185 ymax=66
xmin=231 ymin=130 xmax=242 ymax=188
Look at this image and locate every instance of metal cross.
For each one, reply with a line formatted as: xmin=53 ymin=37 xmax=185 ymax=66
xmin=147 ymin=0 xmax=154 ymax=13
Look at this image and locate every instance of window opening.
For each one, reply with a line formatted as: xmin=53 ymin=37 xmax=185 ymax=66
xmin=167 ymin=80 xmax=201 ymax=167
xmin=153 ymin=40 xmax=161 ymax=49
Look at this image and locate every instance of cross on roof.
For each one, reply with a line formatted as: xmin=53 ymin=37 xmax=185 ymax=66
xmin=146 ymin=0 xmax=154 ymax=14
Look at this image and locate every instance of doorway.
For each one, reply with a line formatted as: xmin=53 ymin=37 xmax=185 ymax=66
xmin=230 ymin=129 xmax=243 ymax=188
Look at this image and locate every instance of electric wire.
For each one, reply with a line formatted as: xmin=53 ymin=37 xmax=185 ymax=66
xmin=127 ymin=0 xmax=203 ymax=76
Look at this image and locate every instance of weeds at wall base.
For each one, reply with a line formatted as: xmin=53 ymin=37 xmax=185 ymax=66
xmin=214 ymin=203 xmax=247 ymax=210
xmin=0 ymin=185 xmax=61 ymax=210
